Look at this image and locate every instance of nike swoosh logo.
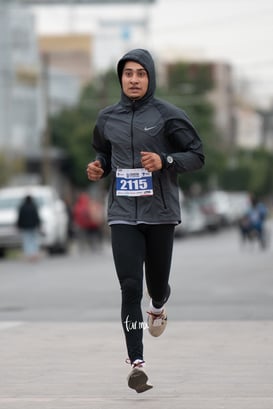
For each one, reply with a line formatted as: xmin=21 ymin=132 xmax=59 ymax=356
xmin=144 ymin=126 xmax=156 ymax=131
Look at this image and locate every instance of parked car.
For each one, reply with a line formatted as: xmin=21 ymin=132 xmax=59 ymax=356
xmin=175 ymin=197 xmax=207 ymax=237
xmin=0 ymin=185 xmax=69 ymax=258
xmin=226 ymin=191 xmax=251 ymax=224
xmin=198 ymin=190 xmax=232 ymax=231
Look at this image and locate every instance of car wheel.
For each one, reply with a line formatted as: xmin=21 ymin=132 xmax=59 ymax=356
xmin=0 ymin=248 xmax=7 ymax=258
xmin=47 ymin=240 xmax=68 ymax=256
xmin=47 ymin=246 xmax=57 ymax=255
xmin=57 ymin=240 xmax=69 ymax=254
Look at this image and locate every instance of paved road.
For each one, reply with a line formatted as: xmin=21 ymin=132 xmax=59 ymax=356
xmin=0 ymin=224 xmax=272 ymax=321
xmin=1 ymin=320 xmax=273 ymax=409
xmin=0 ymin=224 xmax=273 ymax=408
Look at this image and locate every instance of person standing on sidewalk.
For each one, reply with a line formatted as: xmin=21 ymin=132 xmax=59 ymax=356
xmin=87 ymin=48 xmax=205 ymax=393
xmin=17 ymin=194 xmax=41 ymax=262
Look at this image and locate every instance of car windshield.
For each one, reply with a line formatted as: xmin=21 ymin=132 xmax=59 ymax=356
xmin=0 ymin=196 xmax=47 ymax=210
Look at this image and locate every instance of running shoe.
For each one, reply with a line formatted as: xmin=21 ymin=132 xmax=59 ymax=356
xmin=127 ymin=360 xmax=153 ymax=393
xmin=147 ymin=309 xmax=167 ymax=337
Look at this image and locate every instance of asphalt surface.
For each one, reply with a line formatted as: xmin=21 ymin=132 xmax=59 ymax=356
xmin=0 ymin=223 xmax=273 ymax=408
xmin=1 ymin=321 xmax=273 ymax=409
xmin=0 ymin=224 xmax=273 ymax=322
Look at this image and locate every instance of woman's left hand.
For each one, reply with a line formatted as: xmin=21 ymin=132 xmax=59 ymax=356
xmin=140 ymin=151 xmax=163 ymax=172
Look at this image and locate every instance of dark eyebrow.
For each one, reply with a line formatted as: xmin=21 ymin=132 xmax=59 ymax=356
xmin=124 ymin=68 xmax=147 ymax=73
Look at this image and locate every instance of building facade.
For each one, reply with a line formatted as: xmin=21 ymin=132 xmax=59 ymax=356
xmin=0 ymin=4 xmax=43 ymax=154
xmin=38 ymin=34 xmax=93 ymax=87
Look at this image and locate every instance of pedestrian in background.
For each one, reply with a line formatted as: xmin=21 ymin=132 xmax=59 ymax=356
xmin=17 ymin=195 xmax=41 ymax=262
xmin=72 ymin=193 xmax=104 ymax=252
xmin=87 ymin=48 xmax=205 ymax=393
xmin=239 ymin=194 xmax=268 ymax=249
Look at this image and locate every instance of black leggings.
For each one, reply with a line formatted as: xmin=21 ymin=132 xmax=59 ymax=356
xmin=110 ymin=223 xmax=174 ymax=363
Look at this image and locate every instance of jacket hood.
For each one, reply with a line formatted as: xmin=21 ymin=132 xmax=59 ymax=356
xmin=117 ymin=48 xmax=156 ymax=104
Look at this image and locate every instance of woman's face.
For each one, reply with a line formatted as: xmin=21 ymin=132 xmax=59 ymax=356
xmin=121 ymin=61 xmax=149 ymax=100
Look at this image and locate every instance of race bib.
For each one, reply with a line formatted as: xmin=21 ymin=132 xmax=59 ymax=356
xmin=116 ymin=168 xmax=153 ymax=197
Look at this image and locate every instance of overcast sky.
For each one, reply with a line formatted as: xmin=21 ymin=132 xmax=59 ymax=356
xmin=31 ymin=0 xmax=273 ymax=107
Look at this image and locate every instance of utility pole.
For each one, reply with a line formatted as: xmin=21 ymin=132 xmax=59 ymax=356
xmin=41 ymin=52 xmax=51 ymax=185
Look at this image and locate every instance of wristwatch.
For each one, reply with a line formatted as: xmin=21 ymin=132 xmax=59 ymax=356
xmin=166 ymin=155 xmax=174 ymax=168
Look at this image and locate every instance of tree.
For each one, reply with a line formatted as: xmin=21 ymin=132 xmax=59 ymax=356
xmin=50 ymin=71 xmax=120 ymax=187
xmin=220 ymin=148 xmax=273 ymax=196
xmin=160 ymin=62 xmax=224 ymax=193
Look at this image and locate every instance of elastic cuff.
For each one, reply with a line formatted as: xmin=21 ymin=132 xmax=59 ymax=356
xmin=160 ymin=153 xmax=167 ymax=169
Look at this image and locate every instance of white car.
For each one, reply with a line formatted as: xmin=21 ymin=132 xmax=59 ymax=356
xmin=0 ymin=185 xmax=69 ymax=258
xmin=175 ymin=197 xmax=207 ymax=237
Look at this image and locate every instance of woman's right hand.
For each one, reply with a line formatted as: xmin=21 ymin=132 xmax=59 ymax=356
xmin=86 ymin=160 xmax=104 ymax=181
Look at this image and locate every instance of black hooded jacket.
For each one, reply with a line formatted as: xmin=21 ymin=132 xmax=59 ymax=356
xmin=17 ymin=195 xmax=40 ymax=230
xmin=92 ymin=48 xmax=205 ymax=224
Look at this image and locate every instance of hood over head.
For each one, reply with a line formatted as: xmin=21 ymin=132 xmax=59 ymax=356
xmin=117 ymin=48 xmax=156 ymax=102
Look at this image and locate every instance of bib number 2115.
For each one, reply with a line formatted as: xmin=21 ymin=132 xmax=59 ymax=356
xmin=116 ymin=168 xmax=153 ymax=197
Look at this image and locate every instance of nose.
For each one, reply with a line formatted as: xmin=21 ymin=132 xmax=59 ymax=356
xmin=130 ymin=73 xmax=139 ymax=83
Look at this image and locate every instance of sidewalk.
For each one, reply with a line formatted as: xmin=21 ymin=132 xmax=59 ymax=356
xmin=1 ymin=321 xmax=273 ymax=409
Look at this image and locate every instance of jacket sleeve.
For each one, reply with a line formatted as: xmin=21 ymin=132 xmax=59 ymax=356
xmin=163 ymin=114 xmax=205 ymax=173
xmin=92 ymin=121 xmax=112 ymax=177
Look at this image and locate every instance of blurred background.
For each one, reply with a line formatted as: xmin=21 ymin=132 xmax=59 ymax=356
xmin=0 ymin=0 xmax=273 ymax=259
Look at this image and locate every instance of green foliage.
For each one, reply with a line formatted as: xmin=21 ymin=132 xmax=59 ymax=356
xmin=167 ymin=62 xmax=214 ymax=94
xmin=156 ymin=63 xmax=222 ymax=193
xmin=220 ymin=149 xmax=273 ymax=196
xmin=50 ymin=110 xmax=94 ymax=187
xmin=50 ymin=73 xmax=121 ymax=187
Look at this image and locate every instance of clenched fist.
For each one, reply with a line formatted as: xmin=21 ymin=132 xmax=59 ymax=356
xmin=141 ymin=151 xmax=163 ymax=172
xmin=87 ymin=160 xmax=104 ymax=181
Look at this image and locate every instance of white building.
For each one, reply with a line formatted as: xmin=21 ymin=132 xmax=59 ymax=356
xmin=94 ymin=17 xmax=150 ymax=72
xmin=0 ymin=3 xmax=81 ymax=181
xmin=0 ymin=3 xmax=43 ymax=153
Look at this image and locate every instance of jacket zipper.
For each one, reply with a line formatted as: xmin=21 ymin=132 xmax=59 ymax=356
xmin=131 ymin=102 xmax=135 ymax=167
xmin=130 ymin=102 xmax=138 ymax=220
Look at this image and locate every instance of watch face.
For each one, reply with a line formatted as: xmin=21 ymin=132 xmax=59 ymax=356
xmin=167 ymin=155 xmax=173 ymax=164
